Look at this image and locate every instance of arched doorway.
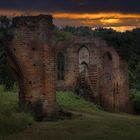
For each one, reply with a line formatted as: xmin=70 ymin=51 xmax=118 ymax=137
xmin=78 ymin=46 xmax=89 ymax=73
xmin=103 ymin=51 xmax=113 ymax=80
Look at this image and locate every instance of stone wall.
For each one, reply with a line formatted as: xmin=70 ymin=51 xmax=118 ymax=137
xmin=6 ymin=15 xmax=58 ymax=120
xmin=56 ymin=37 xmax=131 ymax=113
xmin=6 ymin=15 xmax=131 ymax=119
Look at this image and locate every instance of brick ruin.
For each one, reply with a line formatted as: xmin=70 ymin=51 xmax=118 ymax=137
xmin=6 ymin=15 xmax=58 ymax=120
xmin=6 ymin=15 xmax=131 ymax=120
xmin=56 ymin=37 xmax=131 ymax=112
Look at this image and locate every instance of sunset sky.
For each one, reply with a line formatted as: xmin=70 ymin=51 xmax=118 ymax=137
xmin=0 ymin=0 xmax=140 ymax=32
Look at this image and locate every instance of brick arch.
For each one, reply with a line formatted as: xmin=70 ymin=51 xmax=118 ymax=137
xmin=102 ymin=47 xmax=120 ymax=68
xmin=78 ymin=45 xmax=90 ymax=75
xmin=78 ymin=45 xmax=90 ymax=65
xmin=103 ymin=51 xmax=112 ymax=61
xmin=103 ymin=51 xmax=113 ymax=71
xmin=78 ymin=44 xmax=90 ymax=53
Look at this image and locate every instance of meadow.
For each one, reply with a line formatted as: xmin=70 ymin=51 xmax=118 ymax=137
xmin=0 ymin=86 xmax=140 ymax=140
xmin=0 ymin=85 xmax=34 ymax=139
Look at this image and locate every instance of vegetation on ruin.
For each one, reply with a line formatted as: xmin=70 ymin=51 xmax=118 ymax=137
xmin=57 ymin=91 xmax=101 ymax=112
xmin=52 ymin=28 xmax=74 ymax=46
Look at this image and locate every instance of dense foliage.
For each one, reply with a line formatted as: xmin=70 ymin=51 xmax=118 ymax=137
xmin=0 ymin=16 xmax=16 ymax=90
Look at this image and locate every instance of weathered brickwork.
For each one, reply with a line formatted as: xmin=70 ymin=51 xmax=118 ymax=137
xmin=6 ymin=15 xmax=131 ymax=120
xmin=56 ymin=37 xmax=132 ymax=113
xmin=6 ymin=15 xmax=58 ymax=120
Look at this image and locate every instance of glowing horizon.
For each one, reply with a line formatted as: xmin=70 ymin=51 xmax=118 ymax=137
xmin=0 ymin=9 xmax=139 ymax=32
xmin=53 ymin=12 xmax=140 ymax=32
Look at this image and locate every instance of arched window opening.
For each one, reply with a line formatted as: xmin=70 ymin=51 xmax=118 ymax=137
xmin=104 ymin=52 xmax=112 ymax=61
xmin=103 ymin=51 xmax=113 ymax=82
xmin=103 ymin=52 xmax=113 ymax=70
xmin=57 ymin=52 xmax=65 ymax=80
xmin=81 ymin=61 xmax=88 ymax=65
xmin=78 ymin=45 xmax=89 ymax=73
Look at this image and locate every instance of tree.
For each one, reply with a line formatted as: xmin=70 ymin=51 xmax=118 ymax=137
xmin=0 ymin=16 xmax=16 ymax=90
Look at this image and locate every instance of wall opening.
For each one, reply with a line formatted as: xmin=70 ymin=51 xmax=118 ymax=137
xmin=104 ymin=52 xmax=112 ymax=61
xmin=80 ymin=61 xmax=88 ymax=74
xmin=79 ymin=45 xmax=89 ymax=73
xmin=103 ymin=51 xmax=113 ymax=75
xmin=32 ymin=47 xmax=35 ymax=51
xmin=57 ymin=52 xmax=65 ymax=80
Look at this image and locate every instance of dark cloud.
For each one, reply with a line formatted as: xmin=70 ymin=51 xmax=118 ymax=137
xmin=0 ymin=0 xmax=140 ymax=14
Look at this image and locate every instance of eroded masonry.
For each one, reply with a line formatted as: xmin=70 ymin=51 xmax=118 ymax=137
xmin=6 ymin=15 xmax=131 ymax=120
xmin=56 ymin=37 xmax=131 ymax=112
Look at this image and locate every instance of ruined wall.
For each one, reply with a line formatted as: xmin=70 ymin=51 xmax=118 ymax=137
xmin=56 ymin=41 xmax=79 ymax=90
xmin=56 ymin=37 xmax=104 ymax=91
xmin=6 ymin=15 xmax=58 ymax=120
xmin=56 ymin=37 xmax=131 ymax=113
xmin=5 ymin=15 xmax=131 ymax=117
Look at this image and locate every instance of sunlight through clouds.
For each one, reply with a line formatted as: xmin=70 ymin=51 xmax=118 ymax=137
xmin=0 ymin=9 xmax=140 ymax=32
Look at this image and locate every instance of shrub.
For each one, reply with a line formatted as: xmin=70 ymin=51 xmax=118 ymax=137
xmin=130 ymin=89 xmax=140 ymax=113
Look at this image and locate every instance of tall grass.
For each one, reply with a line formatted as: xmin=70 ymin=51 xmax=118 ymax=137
xmin=0 ymin=85 xmax=34 ymax=137
xmin=57 ymin=91 xmax=101 ymax=113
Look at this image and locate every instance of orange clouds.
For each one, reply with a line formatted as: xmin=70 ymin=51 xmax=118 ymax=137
xmin=0 ymin=9 xmax=139 ymax=32
xmin=100 ymin=19 xmax=121 ymax=24
xmin=53 ymin=12 xmax=140 ymax=20
xmin=53 ymin=12 xmax=140 ymax=32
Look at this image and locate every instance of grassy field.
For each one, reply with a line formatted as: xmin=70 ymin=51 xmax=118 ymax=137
xmin=0 ymin=85 xmax=34 ymax=139
xmin=1 ymin=87 xmax=140 ymax=140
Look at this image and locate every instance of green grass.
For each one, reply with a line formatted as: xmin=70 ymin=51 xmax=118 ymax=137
xmin=0 ymin=85 xmax=34 ymax=138
xmin=1 ymin=89 xmax=140 ymax=140
xmin=57 ymin=91 xmax=101 ymax=112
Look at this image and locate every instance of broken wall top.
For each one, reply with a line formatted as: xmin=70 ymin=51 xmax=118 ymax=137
xmin=12 ymin=15 xmax=53 ymax=28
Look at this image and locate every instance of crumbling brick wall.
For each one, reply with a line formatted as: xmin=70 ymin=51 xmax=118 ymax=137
xmin=56 ymin=37 xmax=131 ymax=113
xmin=5 ymin=15 xmax=131 ymax=118
xmin=6 ymin=15 xmax=58 ymax=120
